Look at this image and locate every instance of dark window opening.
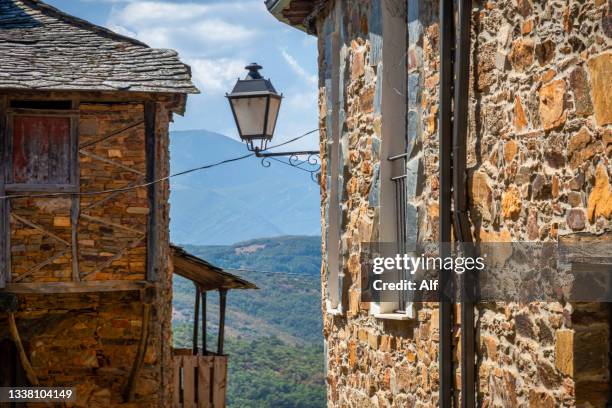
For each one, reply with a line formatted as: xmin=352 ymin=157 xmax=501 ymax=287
xmin=10 ymin=116 xmax=72 ymax=185
xmin=10 ymin=100 xmax=72 ymax=110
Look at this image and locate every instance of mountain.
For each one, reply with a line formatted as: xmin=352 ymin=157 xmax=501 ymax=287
xmin=173 ymin=236 xmax=322 ymax=343
xmin=169 ymin=130 xmax=321 ymax=245
xmin=182 ymin=235 xmax=322 ymax=276
xmin=171 ymin=236 xmax=325 ymax=408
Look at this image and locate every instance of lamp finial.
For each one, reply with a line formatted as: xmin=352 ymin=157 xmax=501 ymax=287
xmin=245 ymin=63 xmax=263 ymax=79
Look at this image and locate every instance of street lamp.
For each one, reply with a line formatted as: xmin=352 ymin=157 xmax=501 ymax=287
xmin=226 ymin=63 xmax=320 ymax=162
xmin=226 ymin=63 xmax=282 ymax=152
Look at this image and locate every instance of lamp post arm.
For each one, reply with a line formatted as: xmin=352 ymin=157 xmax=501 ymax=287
xmin=253 ymin=148 xmax=321 ymax=184
xmin=254 ymin=148 xmax=320 ymax=158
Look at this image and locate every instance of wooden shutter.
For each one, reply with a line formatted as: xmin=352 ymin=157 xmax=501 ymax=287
xmin=11 ymin=116 xmax=71 ymax=185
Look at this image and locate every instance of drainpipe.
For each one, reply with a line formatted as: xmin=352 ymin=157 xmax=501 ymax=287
xmin=608 ymin=301 xmax=612 ymax=407
xmin=452 ymin=0 xmax=476 ymax=407
xmin=439 ymin=0 xmax=454 ymax=406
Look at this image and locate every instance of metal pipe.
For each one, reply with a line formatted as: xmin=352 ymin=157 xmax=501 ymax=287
xmin=452 ymin=0 xmax=476 ymax=407
xmin=608 ymin=301 xmax=612 ymax=407
xmin=439 ymin=0 xmax=455 ymax=406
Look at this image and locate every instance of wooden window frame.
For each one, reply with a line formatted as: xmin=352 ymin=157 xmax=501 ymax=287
xmin=325 ymin=1 xmax=343 ymax=314
xmin=372 ymin=0 xmax=412 ymax=319
xmin=3 ymin=106 xmax=79 ymax=193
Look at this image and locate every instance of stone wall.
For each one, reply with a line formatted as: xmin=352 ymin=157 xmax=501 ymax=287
xmin=0 ymin=96 xmax=175 ymax=407
xmin=0 ymin=292 xmax=161 ymax=407
xmin=316 ymin=0 xmax=611 ymax=406
xmin=470 ymin=0 xmax=611 ymax=405
xmin=78 ymin=102 xmax=149 ymax=282
xmin=318 ymin=1 xmax=443 ymax=406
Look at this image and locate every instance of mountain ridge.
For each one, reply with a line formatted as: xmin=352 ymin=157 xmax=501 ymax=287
xmin=169 ymin=129 xmax=320 ymax=245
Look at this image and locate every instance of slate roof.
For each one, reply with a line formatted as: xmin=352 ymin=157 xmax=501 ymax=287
xmin=0 ymin=0 xmax=199 ymax=94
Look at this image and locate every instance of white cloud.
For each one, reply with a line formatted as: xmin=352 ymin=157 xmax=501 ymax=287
xmin=186 ymin=58 xmax=246 ymax=92
xmin=285 ymin=90 xmax=318 ymax=111
xmin=82 ymin=0 xmax=133 ymax=3
xmin=106 ymin=23 xmax=137 ymax=38
xmin=97 ymin=0 xmax=318 ymax=137
xmin=111 ymin=2 xmax=209 ymax=25
xmin=280 ymin=49 xmax=317 ymax=87
xmin=107 ymin=1 xmax=262 ymax=55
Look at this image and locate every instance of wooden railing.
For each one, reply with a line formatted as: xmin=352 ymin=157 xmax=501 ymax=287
xmin=173 ymin=349 xmax=227 ymax=408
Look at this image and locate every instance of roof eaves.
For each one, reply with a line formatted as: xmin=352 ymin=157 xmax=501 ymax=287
xmin=170 ymin=244 xmax=258 ymax=291
xmin=265 ymin=0 xmax=309 ymax=33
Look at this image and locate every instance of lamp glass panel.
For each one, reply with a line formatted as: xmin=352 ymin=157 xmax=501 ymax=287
xmin=230 ymin=96 xmax=267 ymax=137
xmin=265 ymin=97 xmax=281 ymax=137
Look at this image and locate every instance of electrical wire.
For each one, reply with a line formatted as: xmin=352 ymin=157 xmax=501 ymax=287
xmin=0 ymin=128 xmax=319 ymax=201
xmin=264 ymin=128 xmax=319 ymax=151
xmin=224 ymin=267 xmax=320 ymax=279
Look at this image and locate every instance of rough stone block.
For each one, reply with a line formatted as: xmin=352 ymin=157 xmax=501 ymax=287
xmin=539 ymin=79 xmax=566 ymax=131
xmin=555 ymin=329 xmax=574 ymax=376
xmin=587 ymin=52 xmax=612 ymax=126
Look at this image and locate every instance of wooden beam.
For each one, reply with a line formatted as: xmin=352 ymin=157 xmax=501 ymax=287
xmin=13 ymin=249 xmax=70 ymax=283
xmin=0 ymin=95 xmax=6 ymax=289
xmin=6 ymin=108 xmax=80 ymax=116
xmin=173 ymin=355 xmax=181 ymax=407
xmin=8 ymin=312 xmax=39 ymax=386
xmin=71 ymin=98 xmax=81 ymax=283
xmin=4 ymin=199 xmax=10 ymax=285
xmin=81 ymin=235 xmax=145 ymax=281
xmin=4 ymin=183 xmax=78 ymax=193
xmin=79 ymin=120 xmax=144 ymax=149
xmin=145 ymin=101 xmax=159 ymax=282
xmin=182 ymin=355 xmax=195 ymax=408
xmin=10 ymin=213 xmax=70 ymax=246
xmin=197 ymin=356 xmax=212 ymax=408
xmin=201 ymin=290 xmax=207 ymax=355
xmin=193 ymin=284 xmax=200 ymax=355
xmin=217 ymin=289 xmax=227 ymax=355
xmin=71 ymin=196 xmax=80 ymax=282
xmin=1 ymin=90 xmax=175 ymax=103
xmin=79 ymin=214 xmax=145 ymax=236
xmin=212 ymin=356 xmax=227 ymax=408
xmin=82 ymin=179 xmax=144 ymax=211
xmin=2 ymin=280 xmax=150 ymax=294
xmin=123 ymin=302 xmax=152 ymax=402
xmin=78 ymin=150 xmax=145 ymax=176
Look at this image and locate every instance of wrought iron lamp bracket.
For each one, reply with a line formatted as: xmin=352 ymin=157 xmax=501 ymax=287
xmin=253 ymin=147 xmax=321 ymax=184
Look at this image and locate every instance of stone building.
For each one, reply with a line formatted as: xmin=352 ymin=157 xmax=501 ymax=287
xmin=0 ymin=1 xmax=254 ymax=407
xmin=268 ymin=0 xmax=611 ymax=406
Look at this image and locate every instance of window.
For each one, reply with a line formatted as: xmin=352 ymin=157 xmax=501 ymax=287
xmin=11 ymin=116 xmax=71 ymax=184
xmin=4 ymin=100 xmax=76 ymax=191
xmin=372 ymin=0 xmax=411 ymax=318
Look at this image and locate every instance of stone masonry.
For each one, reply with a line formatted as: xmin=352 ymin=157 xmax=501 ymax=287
xmin=0 ymin=95 xmax=176 ymax=407
xmin=312 ymin=0 xmax=612 ymax=406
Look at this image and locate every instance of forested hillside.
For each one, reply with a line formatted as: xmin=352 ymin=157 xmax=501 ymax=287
xmin=183 ymin=235 xmax=322 ymax=276
xmin=172 ymin=236 xmax=325 ymax=407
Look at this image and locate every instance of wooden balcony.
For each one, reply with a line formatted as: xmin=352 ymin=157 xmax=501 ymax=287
xmin=170 ymin=247 xmax=256 ymax=408
xmin=173 ymin=349 xmax=227 ymax=408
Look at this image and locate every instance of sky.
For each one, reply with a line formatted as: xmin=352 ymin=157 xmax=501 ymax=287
xmin=45 ymin=0 xmax=320 ymax=151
